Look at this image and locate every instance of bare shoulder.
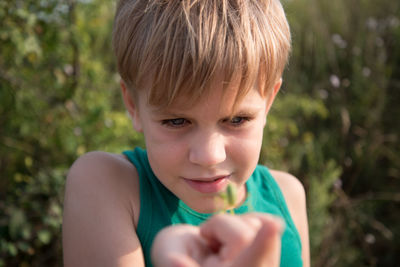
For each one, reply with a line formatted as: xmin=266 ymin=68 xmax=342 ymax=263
xmin=269 ymin=170 xmax=306 ymax=205
xmin=269 ymin=169 xmax=310 ymax=267
xmin=65 ymin=151 xmax=140 ymax=222
xmin=63 ymin=151 xmax=144 ymax=267
xmin=268 ymin=169 xmax=305 ymax=227
xmin=68 ymin=150 xmax=136 ymax=177
xmin=66 ymin=151 xmax=139 ymax=191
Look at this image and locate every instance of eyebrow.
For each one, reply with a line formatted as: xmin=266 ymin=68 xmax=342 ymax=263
xmin=232 ymin=107 xmax=264 ymax=114
xmin=227 ymin=107 xmax=264 ymax=118
xmin=149 ymin=107 xmax=188 ymax=118
xmin=152 ymin=106 xmax=264 ymax=119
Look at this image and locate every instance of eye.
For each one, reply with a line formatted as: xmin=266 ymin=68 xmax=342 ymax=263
xmin=161 ymin=118 xmax=189 ymax=128
xmin=226 ymin=116 xmax=251 ymax=127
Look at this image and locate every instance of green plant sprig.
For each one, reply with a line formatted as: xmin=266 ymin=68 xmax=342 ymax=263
xmin=217 ymin=183 xmax=237 ymax=214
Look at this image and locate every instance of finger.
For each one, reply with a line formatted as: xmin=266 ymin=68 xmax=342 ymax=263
xmin=200 ymin=215 xmax=262 ymax=255
xmin=152 ymin=225 xmax=209 ymax=266
xmin=240 ymin=214 xmax=264 ymax=230
xmin=199 ymin=214 xmax=260 ymax=261
xmin=231 ymin=215 xmax=285 ymax=267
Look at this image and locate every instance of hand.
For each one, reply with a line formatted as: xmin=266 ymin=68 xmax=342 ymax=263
xmin=151 ymin=213 xmax=284 ymax=267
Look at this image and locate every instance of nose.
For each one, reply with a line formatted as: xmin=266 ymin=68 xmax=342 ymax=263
xmin=189 ymin=131 xmax=226 ymax=166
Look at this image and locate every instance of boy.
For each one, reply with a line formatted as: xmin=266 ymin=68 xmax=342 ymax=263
xmin=62 ymin=0 xmax=310 ymax=266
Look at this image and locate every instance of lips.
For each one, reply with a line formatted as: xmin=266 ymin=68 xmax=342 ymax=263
xmin=184 ymin=175 xmax=230 ymax=194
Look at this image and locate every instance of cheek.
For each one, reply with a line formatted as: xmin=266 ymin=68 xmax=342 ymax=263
xmin=228 ymin=127 xmax=264 ymax=161
xmin=145 ymin=132 xmax=187 ymax=173
xmin=147 ymin=146 xmax=180 ymax=185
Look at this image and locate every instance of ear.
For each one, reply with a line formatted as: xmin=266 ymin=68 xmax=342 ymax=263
xmin=265 ymin=78 xmax=282 ymax=115
xmin=120 ymin=80 xmax=143 ymax=132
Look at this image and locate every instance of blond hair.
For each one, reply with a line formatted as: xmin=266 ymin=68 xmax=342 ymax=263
xmin=113 ymin=0 xmax=291 ymax=108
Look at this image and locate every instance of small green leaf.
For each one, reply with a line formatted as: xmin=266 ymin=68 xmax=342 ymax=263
xmin=216 ymin=183 xmax=238 ymax=214
xmin=7 ymin=243 xmax=17 ymax=256
xmin=226 ymin=183 xmax=237 ymax=207
xmin=37 ymin=230 xmax=51 ymax=245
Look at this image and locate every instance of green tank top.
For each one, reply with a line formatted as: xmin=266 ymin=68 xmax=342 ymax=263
xmin=123 ymin=147 xmax=302 ymax=267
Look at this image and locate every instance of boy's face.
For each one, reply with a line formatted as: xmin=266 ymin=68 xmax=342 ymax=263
xmin=122 ymin=79 xmax=281 ymax=213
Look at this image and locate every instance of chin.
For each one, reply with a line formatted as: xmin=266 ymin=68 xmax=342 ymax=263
xmin=187 ymin=197 xmax=227 ymax=214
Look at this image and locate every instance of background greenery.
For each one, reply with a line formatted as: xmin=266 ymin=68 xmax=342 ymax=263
xmin=0 ymin=0 xmax=399 ymax=266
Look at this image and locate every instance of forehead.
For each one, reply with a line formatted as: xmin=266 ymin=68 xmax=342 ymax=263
xmin=141 ymin=82 xmax=266 ymax=117
xmin=139 ymin=70 xmax=266 ymax=111
xmin=135 ymin=63 xmax=271 ymax=110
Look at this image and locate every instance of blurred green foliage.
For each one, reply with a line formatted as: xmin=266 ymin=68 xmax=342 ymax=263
xmin=0 ymin=0 xmax=399 ymax=266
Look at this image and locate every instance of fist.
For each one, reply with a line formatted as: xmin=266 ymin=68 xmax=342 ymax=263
xmin=151 ymin=213 xmax=284 ymax=267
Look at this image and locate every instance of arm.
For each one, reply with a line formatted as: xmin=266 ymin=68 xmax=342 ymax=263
xmin=270 ymin=170 xmax=310 ymax=267
xmin=62 ymin=152 xmax=144 ymax=267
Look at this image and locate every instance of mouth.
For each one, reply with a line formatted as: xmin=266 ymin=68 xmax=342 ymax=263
xmin=184 ymin=175 xmax=230 ymax=194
